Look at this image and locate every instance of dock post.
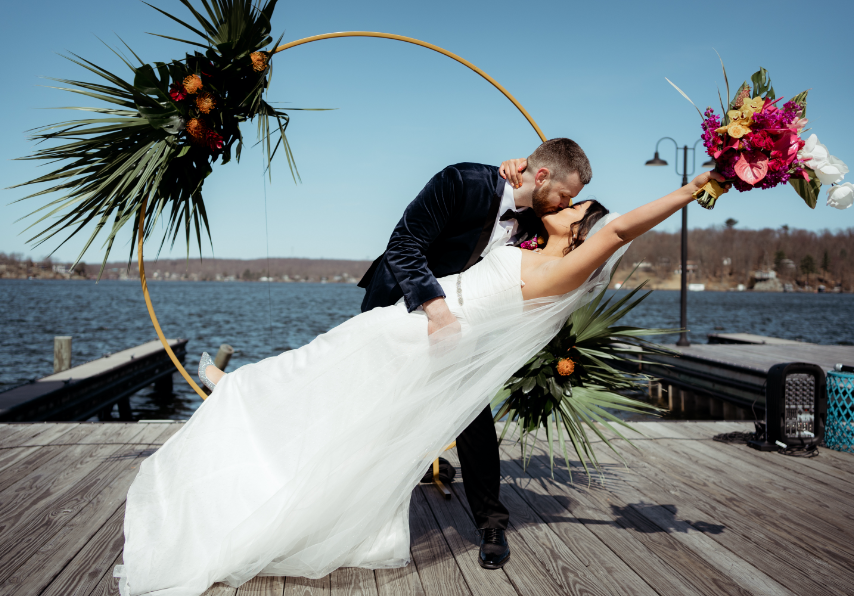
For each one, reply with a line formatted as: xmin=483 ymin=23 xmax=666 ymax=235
xmin=154 ymin=374 xmax=173 ymax=394
xmin=117 ymin=397 xmax=133 ymax=421
xmin=723 ymin=400 xmax=738 ymax=420
xmin=680 ymin=389 xmax=695 ymax=413
xmin=694 ymin=393 xmax=710 ymax=417
xmin=54 ymin=336 xmax=72 ymax=373
xmin=667 ymin=385 xmax=678 ymax=411
xmin=214 ymin=344 xmax=235 ymax=371
xmin=709 ymin=397 xmax=723 ymax=418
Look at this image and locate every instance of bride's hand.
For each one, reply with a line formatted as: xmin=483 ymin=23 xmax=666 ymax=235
xmin=689 ymin=170 xmax=731 ymax=194
xmin=499 ymin=158 xmax=527 ymax=189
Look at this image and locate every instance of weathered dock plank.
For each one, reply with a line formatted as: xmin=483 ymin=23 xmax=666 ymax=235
xmin=587 ymin=424 xmax=840 ymax=596
xmin=407 ymin=486 xmax=469 ymax=596
xmin=639 ymin=423 xmax=854 ymax=534
xmin=1 ymin=421 xmax=853 ymax=596
xmin=419 ymin=484 xmax=516 ymax=596
xmin=499 ymin=442 xmax=756 ymax=596
xmin=27 ymin=425 xmax=177 ymax=596
xmin=444 ymin=449 xmax=611 ymax=596
xmin=615 ymin=423 xmax=854 ymax=596
xmin=375 ymin=560 xmax=425 ymax=596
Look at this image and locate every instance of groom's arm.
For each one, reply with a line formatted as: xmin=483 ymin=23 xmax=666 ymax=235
xmin=386 ymin=166 xmax=463 ymax=315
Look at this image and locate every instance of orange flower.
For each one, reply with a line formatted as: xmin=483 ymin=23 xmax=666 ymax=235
xmin=183 ymin=74 xmax=203 ymax=95
xmin=196 ymin=91 xmax=216 ymax=114
xmin=250 ymin=51 xmax=269 ymax=72
xmin=185 ymin=118 xmax=208 ymax=143
xmin=556 ymin=358 xmax=575 ymax=376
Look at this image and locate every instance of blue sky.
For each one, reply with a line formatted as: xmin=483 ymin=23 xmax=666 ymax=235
xmin=2 ymin=0 xmax=853 ymax=263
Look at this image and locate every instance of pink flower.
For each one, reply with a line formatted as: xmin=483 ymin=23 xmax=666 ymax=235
xmin=734 ymin=150 xmax=769 ymax=185
xmin=749 ymin=130 xmax=774 ymax=151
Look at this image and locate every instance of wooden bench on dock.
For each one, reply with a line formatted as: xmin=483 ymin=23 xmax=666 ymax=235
xmin=0 ymin=421 xmax=851 ymax=596
xmin=0 ymin=340 xmax=187 ymax=422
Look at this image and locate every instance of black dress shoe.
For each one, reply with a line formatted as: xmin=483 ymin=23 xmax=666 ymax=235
xmin=478 ymin=528 xmax=510 ymax=569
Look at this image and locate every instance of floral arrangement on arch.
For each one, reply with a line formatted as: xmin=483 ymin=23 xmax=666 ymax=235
xmin=668 ymin=65 xmax=851 ymax=211
xmin=11 ymin=0 xmax=308 ymax=274
xmin=491 ymin=268 xmax=673 ymax=478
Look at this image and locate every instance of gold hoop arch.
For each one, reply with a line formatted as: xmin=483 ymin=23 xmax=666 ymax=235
xmin=138 ymin=31 xmax=548 ymax=400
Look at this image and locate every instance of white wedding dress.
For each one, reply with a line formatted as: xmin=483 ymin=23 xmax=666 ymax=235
xmin=116 ymin=231 xmax=627 ymax=596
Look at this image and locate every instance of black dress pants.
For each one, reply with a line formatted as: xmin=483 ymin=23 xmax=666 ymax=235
xmin=455 ymin=405 xmax=509 ymax=530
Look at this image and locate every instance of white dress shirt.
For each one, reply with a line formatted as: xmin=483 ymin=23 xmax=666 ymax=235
xmin=481 ymin=180 xmax=527 ymax=257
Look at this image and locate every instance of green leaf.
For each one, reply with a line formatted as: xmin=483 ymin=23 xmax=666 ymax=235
xmin=522 ymin=377 xmax=537 ymax=394
xmin=791 ymin=89 xmax=809 ymax=118
xmin=789 ymin=168 xmax=821 ymax=209
xmin=750 ymin=67 xmax=775 ymax=100
xmin=665 ymin=77 xmax=703 ymax=120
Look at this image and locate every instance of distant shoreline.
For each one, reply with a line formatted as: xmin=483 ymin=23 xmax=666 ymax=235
xmin=3 ymin=277 xmax=848 ymax=294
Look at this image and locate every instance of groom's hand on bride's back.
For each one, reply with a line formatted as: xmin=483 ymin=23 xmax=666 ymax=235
xmin=499 ymin=158 xmax=527 ymax=189
xmin=423 ymin=297 xmax=462 ymax=354
xmin=423 ymin=297 xmax=460 ymax=336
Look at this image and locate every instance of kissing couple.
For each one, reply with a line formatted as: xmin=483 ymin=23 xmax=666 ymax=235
xmin=115 ymin=138 xmax=730 ymax=596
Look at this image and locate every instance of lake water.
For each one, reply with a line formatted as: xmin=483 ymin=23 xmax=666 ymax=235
xmin=2 ymin=279 xmax=852 ymax=420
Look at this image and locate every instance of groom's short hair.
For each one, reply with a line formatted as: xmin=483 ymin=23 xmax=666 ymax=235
xmin=527 ymin=138 xmax=592 ymax=185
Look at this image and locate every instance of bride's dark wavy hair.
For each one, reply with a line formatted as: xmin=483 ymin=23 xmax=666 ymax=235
xmin=563 ymin=199 xmax=609 ymax=255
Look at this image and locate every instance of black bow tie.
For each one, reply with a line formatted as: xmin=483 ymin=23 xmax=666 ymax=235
xmin=499 ymin=209 xmax=526 ymax=222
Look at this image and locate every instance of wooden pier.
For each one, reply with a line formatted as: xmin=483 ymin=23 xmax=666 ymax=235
xmin=0 ymin=421 xmax=852 ymax=595
xmin=634 ymin=336 xmax=854 ymax=417
xmin=0 ymin=339 xmax=187 ymax=422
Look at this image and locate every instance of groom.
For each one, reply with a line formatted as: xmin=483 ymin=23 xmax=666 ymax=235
xmin=358 ymin=138 xmax=592 ymax=569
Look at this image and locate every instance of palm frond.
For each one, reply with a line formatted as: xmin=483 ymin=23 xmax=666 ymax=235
xmin=11 ymin=0 xmax=300 ymax=274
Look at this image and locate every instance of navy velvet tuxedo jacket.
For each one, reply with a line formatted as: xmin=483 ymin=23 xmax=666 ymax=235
xmin=358 ymin=163 xmax=539 ymax=313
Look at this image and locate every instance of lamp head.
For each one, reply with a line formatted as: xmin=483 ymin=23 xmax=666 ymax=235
xmin=645 ymin=151 xmax=668 ymax=166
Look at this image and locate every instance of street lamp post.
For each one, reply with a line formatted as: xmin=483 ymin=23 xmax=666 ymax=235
xmin=645 ymin=138 xmax=715 ymax=347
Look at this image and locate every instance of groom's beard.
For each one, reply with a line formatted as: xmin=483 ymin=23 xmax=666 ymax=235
xmin=531 ymin=181 xmax=559 ymax=218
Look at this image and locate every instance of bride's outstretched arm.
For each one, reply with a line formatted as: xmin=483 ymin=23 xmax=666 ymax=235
xmin=530 ymin=171 xmax=730 ymax=297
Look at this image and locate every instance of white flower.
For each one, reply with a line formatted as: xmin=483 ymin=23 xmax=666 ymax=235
xmin=798 ymin=134 xmax=848 ymax=185
xmin=815 ymin=155 xmax=849 ymax=185
xmin=827 ymin=182 xmax=854 ymax=210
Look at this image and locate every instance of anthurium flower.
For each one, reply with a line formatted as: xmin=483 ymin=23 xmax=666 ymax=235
xmin=827 ymin=182 xmax=854 ymax=209
xmin=772 ymin=130 xmax=800 ymax=163
xmin=734 ymin=150 xmax=769 ymax=185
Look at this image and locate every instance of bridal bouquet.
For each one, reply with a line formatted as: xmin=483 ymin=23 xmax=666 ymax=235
xmin=670 ymin=65 xmax=850 ymax=210
xmin=491 ymin=268 xmax=673 ymax=480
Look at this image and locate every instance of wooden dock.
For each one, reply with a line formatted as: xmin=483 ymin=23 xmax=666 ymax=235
xmin=636 ymin=340 xmax=854 ymax=415
xmin=0 ymin=339 xmax=187 ymax=422
xmin=0 ymin=421 xmax=852 ymax=596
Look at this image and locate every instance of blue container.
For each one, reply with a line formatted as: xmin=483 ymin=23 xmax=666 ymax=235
xmin=826 ymin=371 xmax=854 ymax=453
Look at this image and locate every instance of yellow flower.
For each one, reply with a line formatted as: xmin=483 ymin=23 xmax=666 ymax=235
xmin=716 ymin=106 xmax=755 ymax=139
xmin=741 ymin=96 xmax=765 ymax=112
xmin=727 ymin=122 xmax=751 ymax=138
xmin=537 ymin=236 xmax=546 ymax=245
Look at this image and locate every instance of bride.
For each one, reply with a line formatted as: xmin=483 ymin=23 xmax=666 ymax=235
xmin=115 ymin=169 xmax=729 ymax=596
